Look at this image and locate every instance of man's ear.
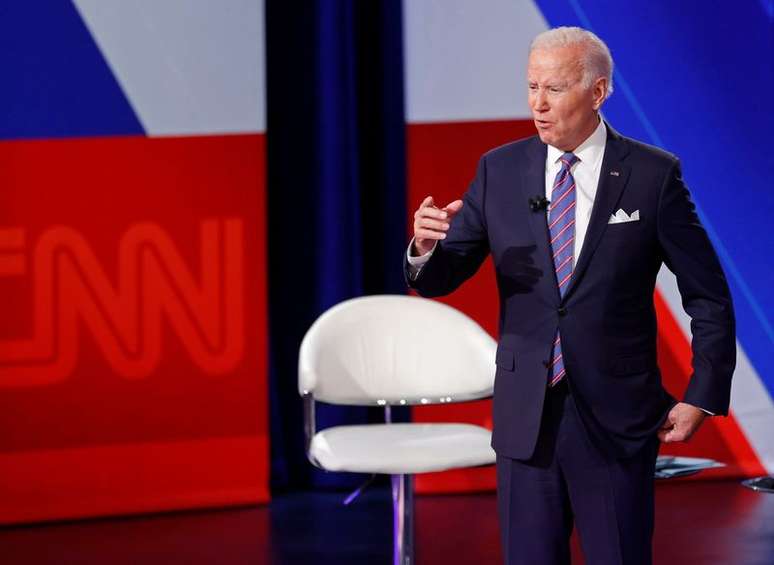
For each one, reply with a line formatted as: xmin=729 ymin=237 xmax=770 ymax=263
xmin=592 ymin=77 xmax=608 ymax=110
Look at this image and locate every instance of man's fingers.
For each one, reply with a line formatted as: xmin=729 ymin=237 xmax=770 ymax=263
xmin=671 ymin=429 xmax=688 ymax=442
xmin=416 ymin=217 xmax=450 ymax=231
xmin=658 ymin=422 xmax=674 ymax=442
xmin=416 ymin=207 xmax=449 ymax=221
xmin=415 ymin=228 xmax=447 ymax=241
xmin=658 ymin=423 xmax=693 ymax=443
xmin=659 ymin=430 xmax=681 ymax=443
xmin=413 ymin=196 xmax=458 ymax=244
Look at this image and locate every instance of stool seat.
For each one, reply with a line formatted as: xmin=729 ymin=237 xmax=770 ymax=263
xmin=309 ymin=423 xmax=495 ymax=474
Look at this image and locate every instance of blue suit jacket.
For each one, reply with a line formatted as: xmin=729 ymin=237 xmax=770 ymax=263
xmin=406 ymin=125 xmax=735 ymax=460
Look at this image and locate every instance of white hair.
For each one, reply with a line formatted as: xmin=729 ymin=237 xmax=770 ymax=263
xmin=530 ymin=26 xmax=614 ymax=98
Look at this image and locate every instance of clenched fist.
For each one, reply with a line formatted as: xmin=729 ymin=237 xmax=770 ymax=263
xmin=412 ymin=196 xmax=464 ymax=256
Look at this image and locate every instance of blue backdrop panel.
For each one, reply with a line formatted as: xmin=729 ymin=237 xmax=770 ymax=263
xmin=534 ymin=0 xmax=774 ymax=396
xmin=266 ymin=0 xmax=408 ymax=490
xmin=0 ymin=1 xmax=144 ymax=140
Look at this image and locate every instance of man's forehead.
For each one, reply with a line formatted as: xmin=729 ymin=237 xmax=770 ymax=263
xmin=527 ymin=48 xmax=583 ymax=76
xmin=530 ymin=44 xmax=583 ymax=60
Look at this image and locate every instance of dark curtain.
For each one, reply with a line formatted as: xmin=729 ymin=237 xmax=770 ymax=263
xmin=266 ymin=0 xmax=408 ymax=491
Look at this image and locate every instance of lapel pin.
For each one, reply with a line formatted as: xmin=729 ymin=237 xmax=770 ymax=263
xmin=609 ymin=170 xmax=620 ymax=177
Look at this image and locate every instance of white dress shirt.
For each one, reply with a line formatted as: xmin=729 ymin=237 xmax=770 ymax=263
xmin=407 ymin=118 xmax=607 ymax=272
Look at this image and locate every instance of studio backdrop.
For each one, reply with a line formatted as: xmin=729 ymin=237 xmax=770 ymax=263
xmin=0 ymin=1 xmax=269 ymax=524
xmin=0 ymin=0 xmax=771 ymax=526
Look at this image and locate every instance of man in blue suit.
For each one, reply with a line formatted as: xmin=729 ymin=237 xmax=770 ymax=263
xmin=405 ymin=27 xmax=735 ymax=565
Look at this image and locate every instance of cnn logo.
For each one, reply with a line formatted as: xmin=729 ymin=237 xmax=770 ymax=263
xmin=0 ymin=218 xmax=244 ymax=387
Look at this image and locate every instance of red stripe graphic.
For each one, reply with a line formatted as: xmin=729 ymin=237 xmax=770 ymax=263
xmin=408 ymin=118 xmax=538 ymax=495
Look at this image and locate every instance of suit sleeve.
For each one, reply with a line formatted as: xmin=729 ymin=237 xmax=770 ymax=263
xmin=656 ymin=159 xmax=736 ymax=415
xmin=404 ymin=155 xmax=491 ymax=297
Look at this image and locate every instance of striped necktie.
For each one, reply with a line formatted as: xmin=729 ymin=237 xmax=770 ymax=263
xmin=547 ymin=152 xmax=579 ymax=387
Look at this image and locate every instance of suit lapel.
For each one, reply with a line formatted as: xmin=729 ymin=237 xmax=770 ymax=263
xmin=564 ymin=125 xmax=631 ymax=299
xmin=518 ymin=138 xmax=558 ymax=303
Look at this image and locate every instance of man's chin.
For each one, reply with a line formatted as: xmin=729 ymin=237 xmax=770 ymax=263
xmin=536 ymin=130 xmax=572 ymax=150
xmin=536 ymin=130 xmax=555 ymax=146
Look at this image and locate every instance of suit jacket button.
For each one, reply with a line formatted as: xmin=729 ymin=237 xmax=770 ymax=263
xmin=558 ymin=307 xmax=568 ymax=317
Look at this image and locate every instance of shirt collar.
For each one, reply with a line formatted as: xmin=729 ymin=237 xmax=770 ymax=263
xmin=546 ymin=118 xmax=607 ymax=168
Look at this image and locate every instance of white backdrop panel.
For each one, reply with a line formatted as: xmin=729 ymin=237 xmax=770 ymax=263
xmin=73 ymin=0 xmax=265 ymax=136
xmin=403 ymin=0 xmax=548 ymax=124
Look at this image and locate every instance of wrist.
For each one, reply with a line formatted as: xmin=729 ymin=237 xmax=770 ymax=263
xmin=412 ymin=239 xmax=434 ymax=256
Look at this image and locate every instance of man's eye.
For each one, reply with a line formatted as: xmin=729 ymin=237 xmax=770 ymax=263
xmin=549 ymin=87 xmax=562 ymax=93
xmin=528 ymin=84 xmax=538 ymax=91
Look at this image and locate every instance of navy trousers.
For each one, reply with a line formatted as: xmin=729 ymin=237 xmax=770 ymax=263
xmin=496 ymin=379 xmax=660 ymax=565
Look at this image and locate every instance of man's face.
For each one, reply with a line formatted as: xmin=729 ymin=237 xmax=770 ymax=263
xmin=527 ymin=46 xmax=601 ymax=151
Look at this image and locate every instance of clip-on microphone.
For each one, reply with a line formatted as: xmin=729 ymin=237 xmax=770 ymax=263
xmin=529 ymin=195 xmax=550 ymax=212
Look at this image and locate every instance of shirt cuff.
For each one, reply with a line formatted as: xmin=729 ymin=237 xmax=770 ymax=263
xmin=407 ymin=238 xmax=435 ymax=265
xmin=406 ymin=239 xmax=436 ymax=279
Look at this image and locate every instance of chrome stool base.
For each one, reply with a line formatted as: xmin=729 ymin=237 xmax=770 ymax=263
xmin=741 ymin=476 xmax=774 ymax=493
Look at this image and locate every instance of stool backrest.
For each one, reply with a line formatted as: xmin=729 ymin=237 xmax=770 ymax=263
xmin=299 ymin=295 xmax=496 ymax=405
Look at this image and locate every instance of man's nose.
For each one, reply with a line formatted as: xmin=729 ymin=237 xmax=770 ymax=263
xmin=532 ymin=89 xmax=548 ymax=111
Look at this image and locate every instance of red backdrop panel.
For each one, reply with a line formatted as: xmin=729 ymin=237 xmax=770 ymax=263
xmin=407 ymin=121 xmax=763 ymax=494
xmin=0 ymin=134 xmax=269 ymax=524
xmin=407 ymin=120 xmax=536 ymax=493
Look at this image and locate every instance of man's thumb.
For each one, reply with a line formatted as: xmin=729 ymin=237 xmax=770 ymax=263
xmin=444 ymin=199 xmax=464 ymax=216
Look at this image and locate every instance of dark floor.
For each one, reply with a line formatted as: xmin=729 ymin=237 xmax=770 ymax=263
xmin=1 ymin=480 xmax=772 ymax=564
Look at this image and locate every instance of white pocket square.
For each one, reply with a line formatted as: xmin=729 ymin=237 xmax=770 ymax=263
xmin=608 ymin=209 xmax=640 ymax=224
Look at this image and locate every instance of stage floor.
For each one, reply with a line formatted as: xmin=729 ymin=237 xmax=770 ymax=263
xmin=1 ymin=480 xmax=772 ymax=564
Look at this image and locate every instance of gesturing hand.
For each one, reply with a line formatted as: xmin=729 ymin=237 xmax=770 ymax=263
xmin=658 ymin=402 xmax=707 ymax=443
xmin=412 ymin=196 xmax=464 ymax=256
